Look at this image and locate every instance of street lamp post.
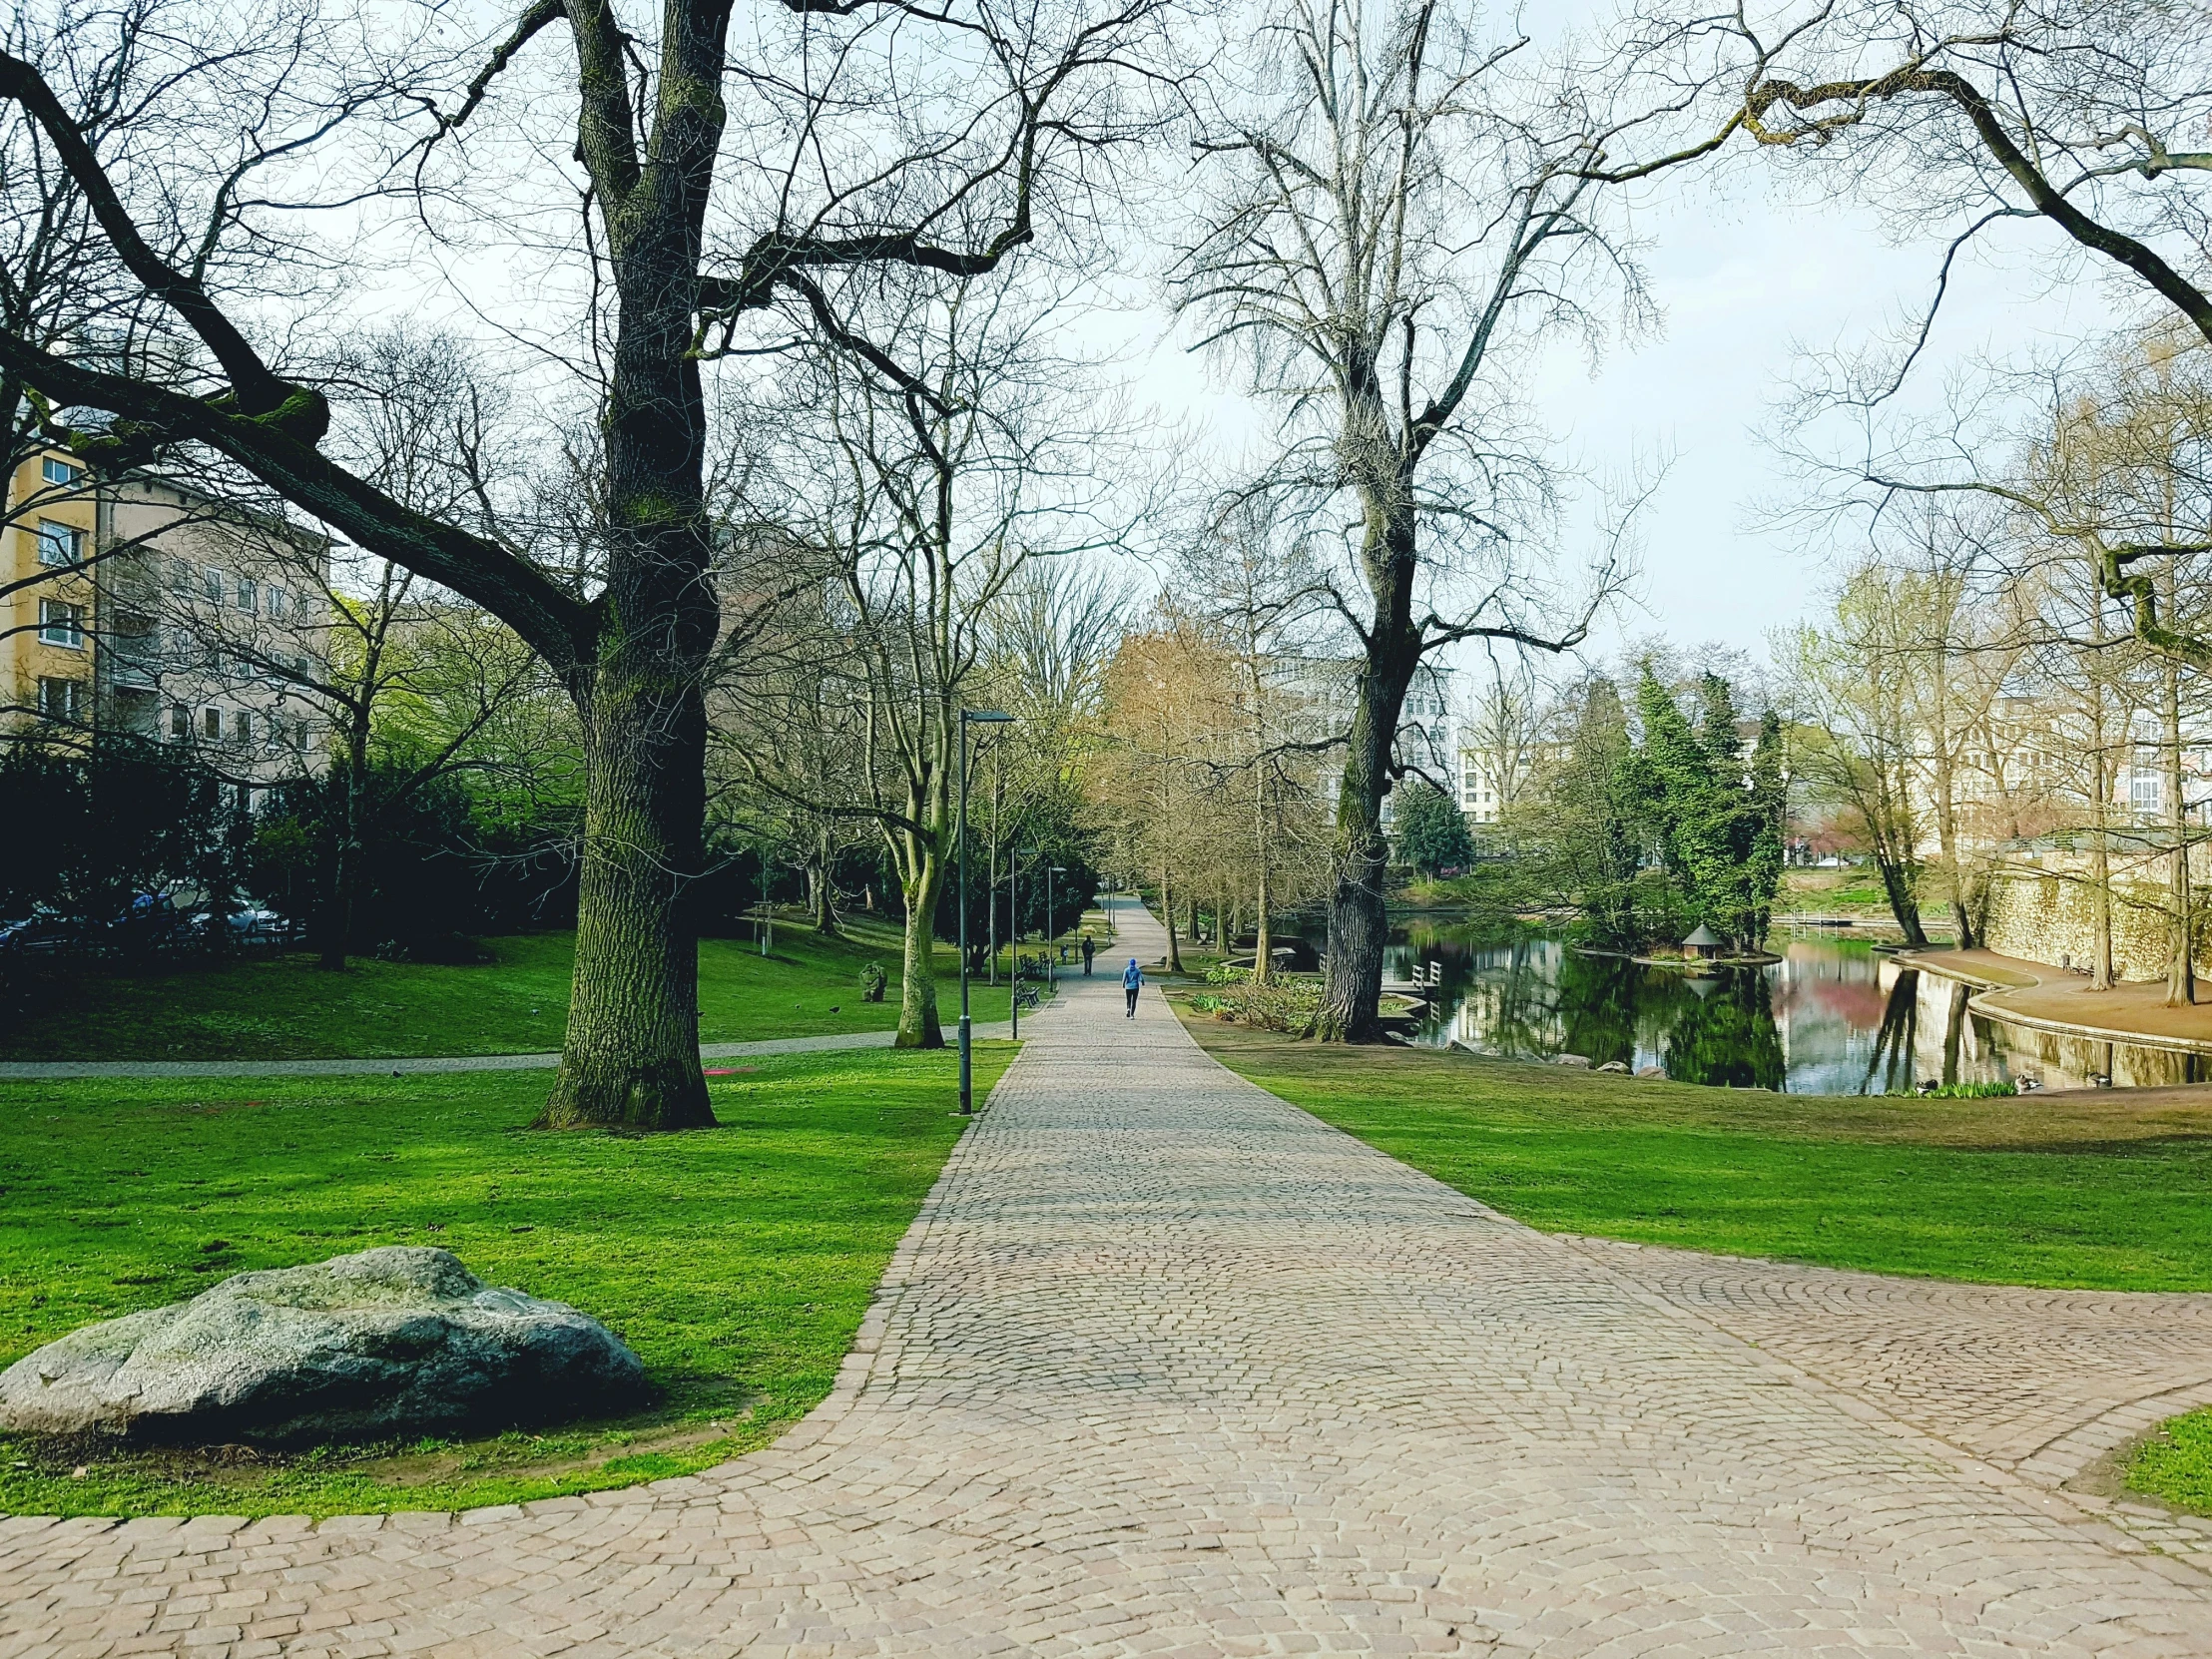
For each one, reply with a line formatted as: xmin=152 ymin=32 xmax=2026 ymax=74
xmin=1009 ymin=844 xmax=1020 ymax=1041
xmin=958 ymin=709 xmax=1013 ymax=1115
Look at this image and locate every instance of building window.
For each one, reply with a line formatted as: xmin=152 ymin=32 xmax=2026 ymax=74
xmin=203 ymin=566 xmax=225 ymax=604
xmin=41 ymin=456 xmax=85 ymax=487
xmin=236 ymin=577 xmax=257 ymax=614
xmin=35 ymin=518 xmax=84 ymax=566
xmin=235 ymin=709 xmax=254 ymax=746
xmin=204 ymin=707 xmax=223 ymax=741
xmin=290 ymin=720 xmax=309 ymax=753
xmin=38 ymin=599 xmax=83 ymax=648
xmin=269 ymin=586 xmax=287 ymax=619
xmin=170 ymin=703 xmax=190 ymax=741
xmin=37 ymin=677 xmax=84 ymax=722
xmin=2133 ymin=775 xmax=2163 ymax=812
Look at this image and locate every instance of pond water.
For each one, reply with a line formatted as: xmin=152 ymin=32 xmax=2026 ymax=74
xmin=1322 ymin=921 xmax=2205 ymax=1093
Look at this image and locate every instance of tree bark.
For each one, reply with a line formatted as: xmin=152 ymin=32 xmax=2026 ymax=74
xmin=812 ymin=825 xmax=836 ymax=934
xmin=1252 ymin=760 xmax=1273 ymax=983
xmin=895 ymin=847 xmax=946 ymax=1047
xmin=1316 ymin=498 xmax=1419 ymax=1042
xmin=536 ymin=664 xmax=714 ymax=1129
xmin=2088 ymin=604 xmax=2116 ymax=990
xmin=2165 ymin=649 xmax=2195 ymax=1005
xmin=1161 ymin=859 xmax=1183 ymax=973
xmin=316 ymin=735 xmax=366 ymax=972
xmin=535 ymin=40 xmax=724 ymax=1129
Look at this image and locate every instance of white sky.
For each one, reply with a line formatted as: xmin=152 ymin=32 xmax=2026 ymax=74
xmin=1101 ymin=167 xmax=2099 ymax=680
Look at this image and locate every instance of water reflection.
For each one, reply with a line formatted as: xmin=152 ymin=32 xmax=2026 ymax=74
xmin=1362 ymin=924 xmax=2208 ymax=1093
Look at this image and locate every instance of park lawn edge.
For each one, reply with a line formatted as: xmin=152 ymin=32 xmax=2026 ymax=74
xmin=0 ymin=1044 xmax=1013 ymax=1519
xmin=0 ymin=919 xmax=1036 ymax=1063
xmin=2125 ymin=1407 xmax=2212 ymax=1519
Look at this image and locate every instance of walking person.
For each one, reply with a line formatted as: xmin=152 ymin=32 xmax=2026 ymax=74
xmin=1081 ymin=932 xmax=1095 ymax=976
xmin=1123 ymin=957 xmax=1143 ymax=1019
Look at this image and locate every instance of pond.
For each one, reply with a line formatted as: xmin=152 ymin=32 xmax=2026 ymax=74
xmin=1304 ymin=920 xmax=2205 ymax=1093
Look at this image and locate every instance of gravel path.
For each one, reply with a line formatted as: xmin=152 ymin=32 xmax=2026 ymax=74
xmin=3 ymin=896 xmax=2209 ymax=1655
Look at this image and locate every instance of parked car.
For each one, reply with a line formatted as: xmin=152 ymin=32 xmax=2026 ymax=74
xmin=187 ymin=905 xmax=294 ymax=946
xmin=103 ymin=891 xmax=195 ymax=950
xmin=0 ymin=904 xmax=72 ymax=955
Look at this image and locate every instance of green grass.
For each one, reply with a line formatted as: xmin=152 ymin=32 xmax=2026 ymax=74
xmin=0 ymin=917 xmax=1023 ymax=1061
xmin=0 ymin=1044 xmax=1011 ymax=1516
xmin=2127 ymin=1408 xmax=2212 ymax=1516
xmin=1178 ymin=1006 xmax=2212 ymax=1291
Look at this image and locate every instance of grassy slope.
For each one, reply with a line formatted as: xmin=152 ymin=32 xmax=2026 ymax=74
xmin=0 ymin=1044 xmax=1011 ymax=1517
xmin=0 ymin=917 xmax=1021 ymax=1061
xmin=1179 ymin=1006 xmax=2212 ymax=1292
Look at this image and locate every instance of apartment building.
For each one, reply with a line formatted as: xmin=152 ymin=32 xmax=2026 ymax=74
xmin=4 ymin=452 xmax=330 ymax=789
xmin=1268 ymin=654 xmax=1457 ymax=827
xmin=1 ymin=451 xmax=100 ymax=731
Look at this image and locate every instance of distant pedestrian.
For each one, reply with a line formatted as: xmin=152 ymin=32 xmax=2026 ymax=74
xmin=1123 ymin=958 xmax=1143 ymax=1018
xmin=1081 ymin=933 xmax=1095 ymax=976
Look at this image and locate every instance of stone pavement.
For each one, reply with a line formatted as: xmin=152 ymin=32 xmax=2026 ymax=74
xmin=4 ymin=896 xmax=2211 ymax=1656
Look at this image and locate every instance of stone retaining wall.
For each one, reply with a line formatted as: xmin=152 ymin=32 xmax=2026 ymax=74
xmin=1981 ymin=867 xmax=2212 ymax=981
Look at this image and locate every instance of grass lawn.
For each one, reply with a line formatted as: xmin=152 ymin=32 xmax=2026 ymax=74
xmin=2127 ymin=1409 xmax=2212 ymax=1517
xmin=0 ymin=1043 xmax=1011 ymax=1517
xmin=0 ymin=916 xmax=1022 ymax=1061
xmin=1177 ymin=1004 xmax=2212 ymax=1292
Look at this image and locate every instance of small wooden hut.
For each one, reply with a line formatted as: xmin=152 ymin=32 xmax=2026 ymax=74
xmin=1682 ymin=924 xmax=1723 ymax=961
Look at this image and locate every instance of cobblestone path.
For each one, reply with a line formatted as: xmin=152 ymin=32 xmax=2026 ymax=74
xmin=5 ymin=898 xmax=2212 ymax=1656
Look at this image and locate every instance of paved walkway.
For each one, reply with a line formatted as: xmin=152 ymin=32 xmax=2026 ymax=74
xmin=1905 ymin=948 xmax=2212 ymax=1055
xmin=5 ymin=897 xmax=2212 ymax=1655
xmin=0 ymin=1024 xmax=1026 ymax=1081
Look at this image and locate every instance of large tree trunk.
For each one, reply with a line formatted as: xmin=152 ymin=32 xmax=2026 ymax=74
xmin=1316 ymin=498 xmax=1419 ymax=1042
xmin=1161 ymin=859 xmax=1183 ymax=973
xmin=538 ymin=663 xmax=714 ymax=1129
xmin=2088 ymin=609 xmax=2115 ymax=990
xmin=813 ymin=826 xmax=836 ymax=935
xmin=894 ymin=846 xmax=945 ymax=1048
xmin=1933 ymin=752 xmax=1977 ymax=950
xmin=315 ymin=746 xmax=364 ymax=972
xmin=1874 ymin=849 xmax=1930 ymax=949
xmin=1252 ymin=763 xmax=1272 ymax=983
xmin=537 ymin=109 xmax=721 ymax=1131
xmin=2166 ymin=654 xmax=2195 ymax=1006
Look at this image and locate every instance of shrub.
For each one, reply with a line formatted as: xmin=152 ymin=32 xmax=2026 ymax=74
xmin=1197 ymin=974 xmax=1324 ymax=1035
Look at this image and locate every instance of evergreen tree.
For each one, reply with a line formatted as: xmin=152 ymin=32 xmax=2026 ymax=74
xmin=1633 ymin=666 xmax=1785 ymax=951
xmin=1392 ymin=782 xmax=1476 ymax=878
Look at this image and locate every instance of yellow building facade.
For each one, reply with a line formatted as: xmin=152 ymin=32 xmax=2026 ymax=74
xmin=2 ymin=451 xmax=100 ymax=736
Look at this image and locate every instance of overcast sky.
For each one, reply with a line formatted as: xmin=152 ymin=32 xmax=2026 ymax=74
xmin=1104 ymin=159 xmax=2101 ymax=684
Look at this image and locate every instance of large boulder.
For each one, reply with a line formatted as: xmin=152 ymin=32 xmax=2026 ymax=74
xmin=0 ymin=1247 xmax=644 ymax=1445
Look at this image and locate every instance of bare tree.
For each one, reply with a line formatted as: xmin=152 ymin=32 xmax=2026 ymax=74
xmin=1622 ymin=0 xmax=2212 ymax=660
xmin=1174 ymin=0 xmax=1647 ymax=1038
xmin=1177 ymin=495 xmax=1330 ymax=978
xmin=1786 ymin=567 xmax=1933 ymax=945
xmin=730 ymin=269 xmax=1134 ymax=1044
xmin=0 ymin=0 xmax=1176 ymax=1127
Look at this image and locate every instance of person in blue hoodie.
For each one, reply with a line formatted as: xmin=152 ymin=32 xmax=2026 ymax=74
xmin=1122 ymin=957 xmax=1143 ymax=1019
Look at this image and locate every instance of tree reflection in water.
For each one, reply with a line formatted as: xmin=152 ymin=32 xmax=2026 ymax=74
xmin=1360 ymin=922 xmax=2183 ymax=1092
xmin=1862 ymin=968 xmax=1921 ymax=1096
xmin=1661 ymin=971 xmax=1787 ymax=1090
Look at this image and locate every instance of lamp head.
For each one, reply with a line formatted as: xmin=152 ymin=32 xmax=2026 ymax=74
xmin=962 ymin=708 xmax=1014 ymax=725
